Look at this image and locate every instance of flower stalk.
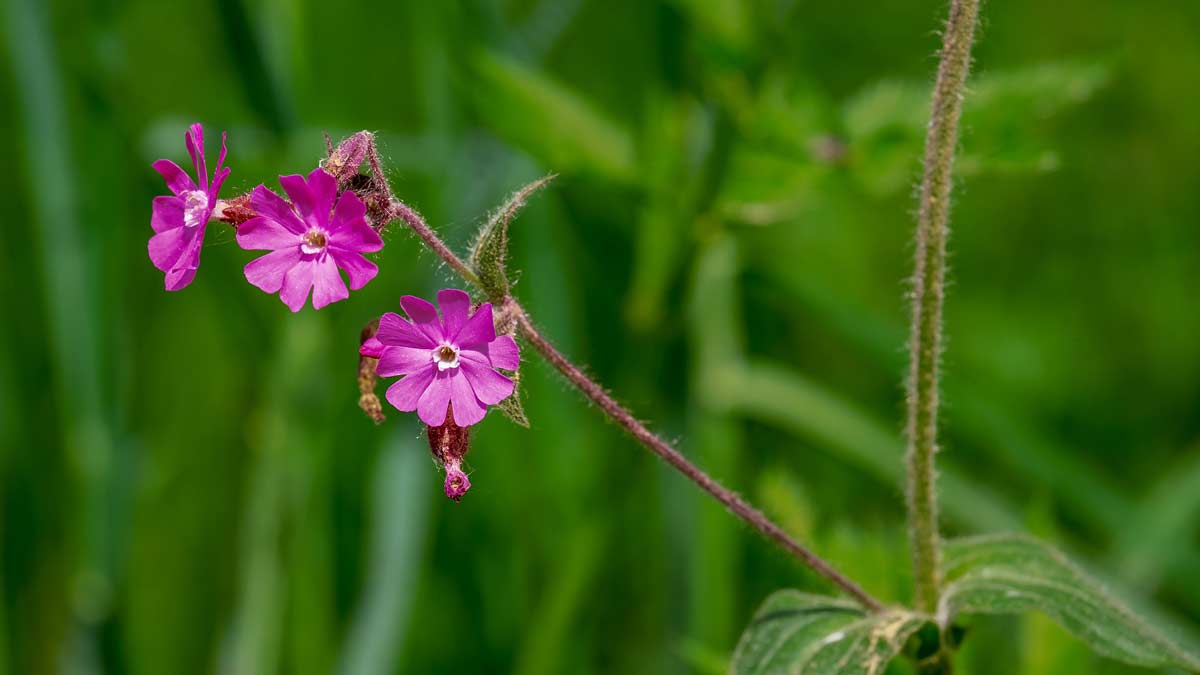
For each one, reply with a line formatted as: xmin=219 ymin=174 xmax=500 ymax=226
xmin=354 ymin=143 xmax=883 ymax=611
xmin=905 ymin=0 xmax=982 ymax=615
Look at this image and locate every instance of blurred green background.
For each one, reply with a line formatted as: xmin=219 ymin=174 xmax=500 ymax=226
xmin=2 ymin=0 xmax=1199 ymax=673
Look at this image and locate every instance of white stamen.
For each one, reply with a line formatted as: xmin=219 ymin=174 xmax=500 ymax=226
xmin=301 ymin=228 xmax=329 ymax=254
xmin=182 ymin=190 xmax=209 ymax=228
xmin=432 ymin=343 xmax=460 ymax=371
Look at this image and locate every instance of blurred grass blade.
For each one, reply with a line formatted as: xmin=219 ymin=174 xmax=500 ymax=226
xmin=513 ymin=525 xmax=602 ymax=675
xmin=718 ymin=361 xmax=1020 ymax=532
xmin=1113 ymin=448 xmax=1200 ymax=583
xmin=468 ymin=51 xmax=636 ymax=182
xmin=685 ymin=235 xmax=745 ymax=647
xmin=338 ymin=429 xmax=431 ymax=675
xmin=223 ymin=316 xmax=328 ymax=675
xmin=5 ymin=0 xmax=114 ymax=670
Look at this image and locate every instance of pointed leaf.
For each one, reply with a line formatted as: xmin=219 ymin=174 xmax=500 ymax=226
xmin=942 ymin=534 xmax=1200 ymax=671
xmin=495 ymin=370 xmax=529 ymax=428
xmin=470 ymin=175 xmax=555 ymax=302
xmin=731 ymin=591 xmax=928 ymax=675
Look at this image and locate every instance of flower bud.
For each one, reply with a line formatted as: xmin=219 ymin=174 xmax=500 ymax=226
xmin=323 ymin=131 xmax=372 ymax=188
xmin=357 ymin=319 xmax=386 ymax=424
xmin=427 ymin=405 xmax=472 ymax=501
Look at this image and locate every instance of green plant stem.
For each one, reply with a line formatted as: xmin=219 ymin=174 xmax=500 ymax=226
xmin=906 ymin=0 xmax=982 ymax=616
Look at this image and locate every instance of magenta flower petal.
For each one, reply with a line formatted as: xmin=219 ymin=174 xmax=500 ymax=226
xmin=148 ymin=122 xmax=227 ymax=291
xmin=459 ymin=356 xmax=515 ymax=405
xmin=330 ymin=189 xmax=367 ymax=229
xmin=448 ymin=370 xmax=487 ymax=426
xmin=164 ymin=267 xmax=198 ymax=292
xmin=211 ymin=132 xmax=230 ymax=195
xmin=240 ymin=170 xmax=381 ymax=310
xmin=375 ymin=290 xmax=520 ymax=426
xmin=385 ymin=367 xmax=436 ymax=412
xmin=280 ymin=259 xmax=316 ymax=312
xmin=377 ymin=346 xmax=434 ymax=377
xmin=416 ymin=371 xmax=453 ymax=426
xmin=237 ymin=216 xmax=302 ymax=250
xmin=148 ymin=225 xmax=198 ymax=272
xmin=249 ymin=185 xmax=306 ymax=234
xmin=485 ymin=335 xmax=520 ymax=370
xmin=185 ymin=123 xmax=208 ymax=191
xmin=360 ymin=336 xmax=385 ymax=358
xmin=437 ymin=289 xmax=471 ymax=338
xmin=400 ymin=295 xmax=444 ymax=343
xmin=152 ymin=160 xmax=197 ymax=195
xmin=151 ymin=196 xmax=184 ymax=233
xmin=329 ymin=250 xmax=377 ymax=290
xmin=279 ymin=168 xmax=337 ymax=229
xmin=311 ymin=256 xmax=349 ymax=310
xmin=377 ymin=312 xmax=436 ymax=349
xmin=244 ymin=248 xmax=302 ymax=293
xmin=454 ymin=302 xmax=496 ymax=348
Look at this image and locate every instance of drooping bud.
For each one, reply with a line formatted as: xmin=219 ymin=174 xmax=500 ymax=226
xmin=427 ymin=405 xmax=472 ymax=501
xmin=357 ymin=319 xmax=386 ymax=424
xmin=323 ymin=131 xmax=373 ymax=188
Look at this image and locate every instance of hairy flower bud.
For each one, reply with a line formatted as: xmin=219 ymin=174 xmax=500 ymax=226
xmin=427 ymin=406 xmax=471 ymax=501
xmin=323 ymin=131 xmax=372 ymax=188
xmin=358 ymin=319 xmax=386 ymax=424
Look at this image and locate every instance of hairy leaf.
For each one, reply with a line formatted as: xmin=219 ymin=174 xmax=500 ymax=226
xmin=471 ymin=175 xmax=554 ymax=302
xmin=496 ymin=370 xmax=530 ymax=428
xmin=731 ymin=591 xmax=928 ymax=675
xmin=942 ymin=533 xmax=1200 ymax=671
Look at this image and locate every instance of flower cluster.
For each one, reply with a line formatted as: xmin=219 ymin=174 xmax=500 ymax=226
xmin=149 ymin=124 xmax=520 ymax=500
xmin=148 ymin=123 xmax=381 ymax=311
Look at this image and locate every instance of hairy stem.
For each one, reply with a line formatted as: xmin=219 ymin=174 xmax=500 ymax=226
xmin=509 ymin=300 xmax=882 ymax=611
xmin=906 ymin=0 xmax=982 ymax=615
xmin=370 ymin=184 xmax=882 ymax=610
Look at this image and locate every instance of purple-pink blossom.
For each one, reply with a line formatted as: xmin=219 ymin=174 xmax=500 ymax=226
xmin=238 ymin=168 xmax=383 ymax=312
xmin=149 ymin=123 xmax=230 ymax=291
xmin=364 ymin=289 xmax=519 ymax=427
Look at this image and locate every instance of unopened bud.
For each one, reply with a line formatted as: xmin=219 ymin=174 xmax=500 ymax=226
xmin=357 ymin=319 xmax=385 ymax=424
xmin=427 ymin=405 xmax=472 ymax=501
xmin=323 ymin=131 xmax=373 ymax=188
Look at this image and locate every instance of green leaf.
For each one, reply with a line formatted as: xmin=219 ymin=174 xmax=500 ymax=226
xmin=842 ymin=60 xmax=1111 ymax=193
xmin=470 ymin=175 xmax=555 ymax=302
xmin=469 ymin=51 xmax=636 ymax=182
xmin=942 ymin=533 xmax=1200 ymax=671
xmin=495 ymin=369 xmax=530 ymax=428
xmin=731 ymin=591 xmax=928 ymax=675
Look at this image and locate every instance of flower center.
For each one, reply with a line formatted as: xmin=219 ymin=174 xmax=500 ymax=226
xmin=432 ymin=343 xmax=460 ymax=371
xmin=301 ymin=229 xmax=328 ymax=254
xmin=182 ymin=190 xmax=209 ymax=228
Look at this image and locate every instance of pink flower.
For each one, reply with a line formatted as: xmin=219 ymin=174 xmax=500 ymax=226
xmin=365 ymin=289 xmax=519 ymax=426
xmin=238 ymin=168 xmax=383 ymax=312
xmin=149 ymin=123 xmax=230 ymax=291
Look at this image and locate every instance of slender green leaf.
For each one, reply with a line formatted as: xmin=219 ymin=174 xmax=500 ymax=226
xmin=731 ymin=591 xmax=928 ymax=675
xmin=942 ymin=534 xmax=1200 ymax=671
xmin=470 ymin=175 xmax=555 ymax=302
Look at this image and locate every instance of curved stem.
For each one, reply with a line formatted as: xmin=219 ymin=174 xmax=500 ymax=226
xmin=510 ymin=300 xmax=883 ymax=611
xmin=370 ymin=187 xmax=883 ymax=611
xmin=906 ymin=0 xmax=982 ymax=615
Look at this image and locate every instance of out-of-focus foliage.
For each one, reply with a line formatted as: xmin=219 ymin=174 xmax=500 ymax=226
xmin=2 ymin=1 xmax=1199 ymax=674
